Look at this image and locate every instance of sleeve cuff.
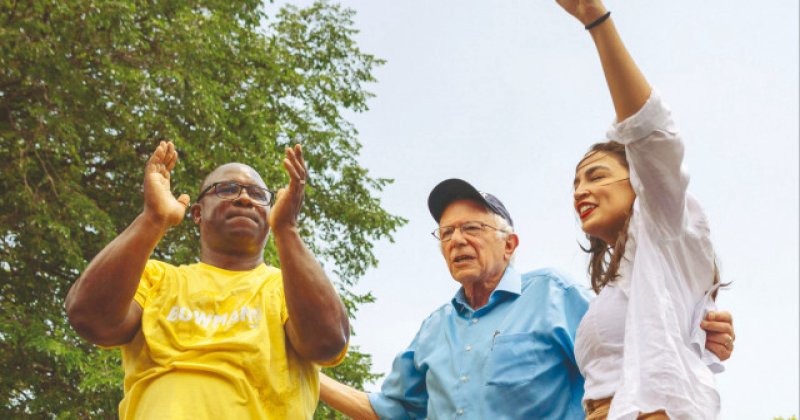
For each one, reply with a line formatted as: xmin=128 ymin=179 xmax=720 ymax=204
xmin=367 ymin=392 xmax=407 ymax=420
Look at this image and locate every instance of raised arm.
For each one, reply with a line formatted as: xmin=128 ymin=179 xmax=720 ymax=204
xmin=65 ymin=141 xmax=190 ymax=346
xmin=557 ymin=0 xmax=651 ymax=121
xmin=561 ymin=0 xmax=689 ymax=234
xmin=559 ymin=0 xmax=735 ymax=365
xmin=320 ymin=373 xmax=379 ymax=420
xmin=271 ymin=144 xmax=349 ymax=363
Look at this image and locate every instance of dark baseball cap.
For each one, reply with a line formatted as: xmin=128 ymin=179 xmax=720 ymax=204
xmin=427 ymin=178 xmax=514 ymax=227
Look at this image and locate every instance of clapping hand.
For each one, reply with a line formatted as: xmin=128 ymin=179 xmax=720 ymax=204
xmin=269 ymin=144 xmax=307 ymax=233
xmin=143 ymin=141 xmax=190 ymax=228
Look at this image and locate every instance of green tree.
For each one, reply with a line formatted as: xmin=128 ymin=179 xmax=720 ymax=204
xmin=0 ymin=0 xmax=402 ymax=417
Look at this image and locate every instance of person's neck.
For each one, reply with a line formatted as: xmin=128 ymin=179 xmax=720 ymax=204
xmin=200 ymin=247 xmax=264 ymax=271
xmin=462 ymin=273 xmax=504 ymax=310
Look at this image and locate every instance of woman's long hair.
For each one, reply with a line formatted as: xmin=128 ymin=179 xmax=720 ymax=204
xmin=578 ymin=141 xmax=721 ymax=296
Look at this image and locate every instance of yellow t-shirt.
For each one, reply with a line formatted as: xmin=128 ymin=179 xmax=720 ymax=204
xmin=117 ymin=260 xmax=336 ymax=419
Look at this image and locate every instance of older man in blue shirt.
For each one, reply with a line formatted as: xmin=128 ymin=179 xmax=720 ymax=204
xmin=368 ymin=268 xmax=588 ymax=418
xmin=319 ymin=178 xmax=733 ymax=419
xmin=321 ymin=179 xmax=588 ymax=418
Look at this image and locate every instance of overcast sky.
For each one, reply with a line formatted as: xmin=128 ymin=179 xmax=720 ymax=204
xmin=302 ymin=1 xmax=797 ymax=418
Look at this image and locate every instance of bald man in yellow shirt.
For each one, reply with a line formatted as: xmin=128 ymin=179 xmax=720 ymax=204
xmin=66 ymin=141 xmax=349 ymax=419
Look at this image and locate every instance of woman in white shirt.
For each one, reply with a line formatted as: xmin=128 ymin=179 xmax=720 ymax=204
xmin=561 ymin=0 xmax=730 ymax=418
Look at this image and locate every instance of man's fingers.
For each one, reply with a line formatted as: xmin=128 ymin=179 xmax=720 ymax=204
xmin=165 ymin=142 xmax=178 ymax=171
xmin=701 ymin=320 xmax=733 ymax=334
xmin=286 ymin=147 xmax=306 ymax=175
xmin=705 ymin=340 xmax=723 ymax=353
xmin=706 ymin=331 xmax=734 ymax=346
xmin=148 ymin=141 xmax=174 ymax=177
xmin=283 ymin=160 xmax=306 ymax=190
xmin=293 ymin=143 xmax=305 ymax=168
xmin=148 ymin=141 xmax=166 ymax=166
xmin=705 ymin=310 xmax=733 ymax=324
xmin=284 ymin=145 xmax=307 ymax=180
xmin=177 ymin=194 xmax=190 ymax=208
xmin=703 ymin=310 xmax=735 ymax=346
xmin=705 ymin=341 xmax=731 ymax=361
xmin=283 ymin=157 xmax=301 ymax=181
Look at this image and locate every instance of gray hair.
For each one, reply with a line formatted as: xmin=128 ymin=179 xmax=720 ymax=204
xmin=493 ymin=213 xmax=516 ymax=265
xmin=493 ymin=213 xmax=513 ymax=239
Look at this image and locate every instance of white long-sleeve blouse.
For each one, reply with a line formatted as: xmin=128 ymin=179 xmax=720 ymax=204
xmin=575 ymin=90 xmax=723 ymax=420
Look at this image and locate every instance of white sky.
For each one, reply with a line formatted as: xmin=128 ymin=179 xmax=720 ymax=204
xmin=306 ymin=1 xmax=797 ymax=418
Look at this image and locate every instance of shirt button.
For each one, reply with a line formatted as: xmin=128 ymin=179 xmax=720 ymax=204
xmin=471 ymin=318 xmax=478 ymax=324
xmin=457 ymin=408 xmax=464 ymax=415
xmin=465 ymin=345 xmax=472 ymax=352
xmin=460 ymin=375 xmax=469 ymax=382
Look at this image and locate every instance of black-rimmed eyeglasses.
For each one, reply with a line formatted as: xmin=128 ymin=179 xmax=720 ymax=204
xmin=196 ymin=182 xmax=273 ymax=206
xmin=431 ymin=221 xmax=507 ymax=242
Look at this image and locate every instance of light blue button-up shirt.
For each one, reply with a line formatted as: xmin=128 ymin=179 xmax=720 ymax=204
xmin=368 ymin=266 xmax=590 ymax=419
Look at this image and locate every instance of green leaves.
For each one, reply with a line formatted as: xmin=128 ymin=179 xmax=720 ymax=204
xmin=1 ymin=0 xmax=402 ymax=416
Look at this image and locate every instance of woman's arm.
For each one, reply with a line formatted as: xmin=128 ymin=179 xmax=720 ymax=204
xmin=560 ymin=0 xmax=689 ymax=234
xmin=556 ymin=0 xmax=651 ymax=121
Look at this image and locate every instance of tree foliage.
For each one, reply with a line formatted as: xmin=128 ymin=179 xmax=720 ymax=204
xmin=0 ymin=0 xmax=403 ymax=417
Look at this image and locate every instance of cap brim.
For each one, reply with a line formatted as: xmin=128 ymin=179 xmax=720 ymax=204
xmin=428 ymin=178 xmax=490 ymax=223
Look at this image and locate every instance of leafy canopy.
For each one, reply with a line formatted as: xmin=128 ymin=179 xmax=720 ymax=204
xmin=0 ymin=0 xmax=402 ymax=417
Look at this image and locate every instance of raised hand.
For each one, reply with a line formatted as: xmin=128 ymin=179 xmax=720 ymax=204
xmin=268 ymin=144 xmax=348 ymax=363
xmin=269 ymin=144 xmax=306 ymax=233
xmin=555 ymin=0 xmax=608 ymax=26
xmin=143 ymin=141 xmax=190 ymax=228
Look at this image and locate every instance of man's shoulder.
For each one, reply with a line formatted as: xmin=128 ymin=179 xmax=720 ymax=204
xmin=519 ymin=267 xmax=590 ymax=297
xmin=146 ymin=259 xmax=198 ymax=273
xmin=416 ymin=300 xmax=455 ymax=331
xmin=142 ymin=259 xmax=179 ymax=280
xmin=146 ymin=259 xmax=177 ymax=268
xmin=520 ymin=267 xmax=577 ymax=288
xmin=144 ymin=260 xmax=205 ymax=279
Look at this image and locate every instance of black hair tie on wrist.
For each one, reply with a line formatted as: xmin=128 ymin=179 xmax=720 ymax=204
xmin=585 ymin=11 xmax=611 ymax=30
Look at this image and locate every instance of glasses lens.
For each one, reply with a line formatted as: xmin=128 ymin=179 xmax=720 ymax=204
xmin=246 ymin=186 xmax=271 ymax=204
xmin=461 ymin=222 xmax=484 ymax=236
xmin=216 ymin=183 xmax=241 ymax=199
xmin=438 ymin=226 xmax=454 ymax=241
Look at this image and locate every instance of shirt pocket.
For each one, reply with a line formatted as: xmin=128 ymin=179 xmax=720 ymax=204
xmin=485 ymin=332 xmax=544 ymax=386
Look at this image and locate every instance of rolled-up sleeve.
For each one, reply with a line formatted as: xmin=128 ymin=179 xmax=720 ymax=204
xmin=606 ymin=89 xmax=690 ymax=237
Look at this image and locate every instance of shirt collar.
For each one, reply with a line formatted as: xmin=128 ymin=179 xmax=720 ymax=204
xmin=451 ymin=265 xmax=521 ymax=317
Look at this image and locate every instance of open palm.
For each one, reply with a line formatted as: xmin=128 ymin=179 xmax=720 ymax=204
xmin=143 ymin=141 xmax=190 ymax=227
xmin=269 ymin=144 xmax=306 ymax=232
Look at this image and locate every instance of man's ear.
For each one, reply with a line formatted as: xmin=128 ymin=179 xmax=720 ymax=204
xmin=504 ymin=233 xmax=519 ymax=261
xmin=191 ymin=203 xmax=202 ymax=224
